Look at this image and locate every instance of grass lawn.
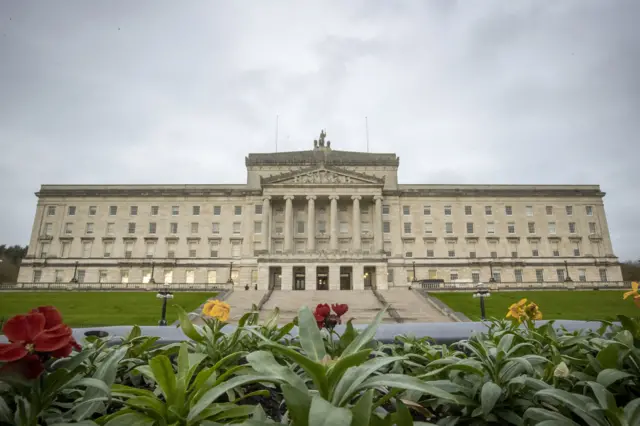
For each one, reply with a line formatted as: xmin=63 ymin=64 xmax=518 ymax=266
xmin=432 ymin=290 xmax=638 ymax=321
xmin=0 ymin=292 xmax=216 ymax=327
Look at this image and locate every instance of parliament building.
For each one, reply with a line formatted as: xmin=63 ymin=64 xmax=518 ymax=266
xmin=18 ymin=132 xmax=622 ymax=290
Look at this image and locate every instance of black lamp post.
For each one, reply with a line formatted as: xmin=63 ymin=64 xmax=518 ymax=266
xmin=227 ymin=262 xmax=234 ymax=284
xmin=473 ymin=283 xmax=491 ymax=320
xmin=149 ymin=261 xmax=156 ymax=284
xmin=69 ymin=261 xmax=79 ymax=283
xmin=156 ymin=289 xmax=174 ymax=326
xmin=488 ymin=261 xmax=496 ymax=283
xmin=564 ymin=260 xmax=573 ymax=282
xmin=410 ymin=261 xmax=417 ymax=290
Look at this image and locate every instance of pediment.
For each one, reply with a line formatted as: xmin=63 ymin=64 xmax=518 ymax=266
xmin=262 ymin=166 xmax=384 ymax=186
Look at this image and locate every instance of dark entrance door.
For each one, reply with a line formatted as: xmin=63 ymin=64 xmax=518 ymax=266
xmin=364 ymin=266 xmax=376 ymax=289
xmin=340 ymin=266 xmax=352 ymax=290
xmin=269 ymin=266 xmax=282 ymax=290
xmin=316 ymin=266 xmax=329 ymax=290
xmin=293 ymin=266 xmax=305 ymax=290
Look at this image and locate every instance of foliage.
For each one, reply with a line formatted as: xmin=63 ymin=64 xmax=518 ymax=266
xmin=0 ymin=296 xmax=639 ymax=425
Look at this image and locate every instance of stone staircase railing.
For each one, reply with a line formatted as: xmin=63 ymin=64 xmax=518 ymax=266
xmin=370 ymin=288 xmax=403 ymax=323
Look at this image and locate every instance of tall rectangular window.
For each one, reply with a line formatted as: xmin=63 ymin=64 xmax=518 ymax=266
xmin=466 ymin=222 xmax=474 ymax=234
xmin=383 ymin=221 xmax=390 ymax=233
xmin=109 ymin=206 xmax=118 ymax=216
xmin=445 ymin=222 xmax=453 ymax=234
xmin=130 ymin=206 xmax=138 ymax=216
xmin=589 ymin=222 xmax=597 ymax=234
xmin=557 ymin=269 xmax=565 ymax=282
xmin=193 ymin=205 xmax=200 ymax=215
xmin=585 ymin=205 xmax=593 ymax=216
xmin=599 ymin=268 xmax=608 ymax=282
xmin=191 ymin=222 xmax=199 ymax=233
xmin=515 ymin=269 xmax=523 ymax=283
xmin=170 ymin=223 xmax=178 ymax=234
xmin=423 ymin=205 xmax=431 ymax=215
xmin=507 ymin=222 xmax=515 ymax=234
xmin=212 ymin=222 xmax=220 ymax=234
xmin=424 ymin=222 xmax=432 ymax=234
xmin=535 ymin=269 xmax=544 ymax=282
xmin=234 ymin=206 xmax=242 ymax=216
xmin=128 ymin=222 xmax=136 ymax=234
xmin=403 ymin=222 xmax=412 ymax=234
xmin=464 ymin=206 xmax=472 ymax=215
xmin=485 ymin=206 xmax=492 ymax=215
xmin=233 ymin=222 xmax=241 ymax=234
xmin=526 ymin=206 xmax=533 ymax=216
xmin=86 ymin=223 xmax=94 ymax=234
xmin=505 ymin=206 xmax=513 ymax=215
xmin=232 ymin=241 xmax=241 ymax=258
xmin=528 ymin=222 xmax=535 ymax=233
xmin=171 ymin=206 xmax=179 ymax=215
xmin=402 ymin=205 xmax=410 ymax=215
xmin=88 ymin=206 xmax=97 ymax=216
xmin=382 ymin=205 xmax=390 ymax=215
xmin=254 ymin=221 xmax=262 ymax=234
xmin=213 ymin=206 xmax=221 ymax=215
xmin=149 ymin=222 xmax=156 ymax=234
xmin=297 ymin=221 xmax=305 ymax=234
xmin=47 ymin=206 xmax=56 ymax=216
xmin=151 ymin=206 xmax=159 ymax=216
xmin=546 ymin=206 xmax=553 ymax=215
xmin=566 ymin=205 xmax=573 ymax=215
xmin=444 ymin=205 xmax=452 ymax=216
xmin=68 ymin=206 xmax=76 ymax=216
xmin=568 ymin=222 xmax=576 ymax=234
xmin=487 ymin=222 xmax=495 ymax=234
xmin=548 ymin=222 xmax=556 ymax=234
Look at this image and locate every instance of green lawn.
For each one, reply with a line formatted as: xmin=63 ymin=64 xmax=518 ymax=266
xmin=0 ymin=292 xmax=216 ymax=327
xmin=432 ymin=290 xmax=639 ymax=321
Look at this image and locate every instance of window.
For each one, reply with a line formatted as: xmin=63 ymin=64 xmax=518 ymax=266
xmin=536 ymin=269 xmax=544 ymax=282
xmin=382 ymin=205 xmax=390 ymax=215
xmin=191 ymin=222 xmax=199 ymax=233
xmin=234 ymin=206 xmax=242 ymax=216
xmin=68 ymin=206 xmax=76 ymax=216
xmin=450 ymin=271 xmax=459 ymax=281
xmin=82 ymin=241 xmax=92 ymax=258
xmin=33 ymin=270 xmax=42 ymax=283
xmin=445 ymin=222 xmax=453 ymax=234
xmin=383 ymin=221 xmax=390 ymax=233
xmin=86 ymin=223 xmax=94 ymax=234
xmin=149 ymin=222 xmax=156 ymax=234
xmin=207 ymin=270 xmax=216 ymax=284
xmin=171 ymin=206 xmax=179 ymax=215
xmin=165 ymin=270 xmax=174 ymax=284
xmin=212 ymin=222 xmax=220 ymax=234
xmin=424 ymin=222 xmax=432 ymax=234
xmin=60 ymin=241 xmax=70 ymax=258
xmin=406 ymin=270 xmax=414 ymax=282
xmin=255 ymin=204 xmax=263 ymax=215
xmin=466 ymin=222 xmax=474 ymax=234
xmin=39 ymin=242 xmax=49 ymax=258
xmin=361 ymin=206 xmax=369 ymax=215
xmin=186 ymin=270 xmax=195 ymax=284
xmin=103 ymin=241 xmax=113 ymax=257
xmin=469 ymin=251 xmax=476 ymax=258
xmin=448 ymin=249 xmax=455 ymax=258
xmin=317 ymin=221 xmax=326 ymax=233
xmin=232 ymin=241 xmax=241 ymax=258
xmin=548 ymin=222 xmax=556 ymax=234
xmin=444 ymin=205 xmax=452 ymax=216
xmin=120 ymin=270 xmax=129 ymax=284
xmin=209 ymin=241 xmax=219 ymax=257
xmin=507 ymin=222 xmax=515 ymax=234
xmin=586 ymin=205 xmax=593 ymax=216
xmin=491 ymin=250 xmax=497 ymax=259
xmin=426 ymin=243 xmax=434 ymax=257
xmin=485 ymin=206 xmax=492 ymax=215
xmin=297 ymin=221 xmax=305 ymax=234
xmin=146 ymin=241 xmax=156 ymax=258
xmin=568 ymin=222 xmax=576 ymax=234
xmin=295 ymin=241 xmax=305 ymax=254
xmin=403 ymin=205 xmax=410 ymax=216
xmin=472 ymin=271 xmax=480 ymax=283
xmin=233 ymin=222 xmax=241 ymax=234
xmin=124 ymin=242 xmax=133 ymax=258
xmin=213 ymin=206 xmax=221 ymax=215
xmin=578 ymin=269 xmax=587 ymax=282
xmin=47 ymin=206 xmax=56 ymax=216
xmin=55 ymin=270 xmax=64 ymax=283
xmin=109 ymin=206 xmax=118 ymax=216
xmin=531 ymin=241 xmax=539 ymax=257
xmin=546 ymin=206 xmax=553 ymax=215
xmin=188 ymin=242 xmax=197 ymax=258
xmin=340 ymin=221 xmax=348 ymax=233
xmin=77 ymin=270 xmax=86 ymax=284
xmin=551 ymin=242 xmax=560 ymax=257
xmin=515 ymin=269 xmax=523 ymax=283
xmin=423 ymin=205 xmax=431 ymax=215
xmin=170 ymin=222 xmax=178 ymax=234
xmin=151 ymin=206 xmax=159 ymax=216
xmin=64 ymin=222 xmax=73 ymax=235
xmin=130 ymin=206 xmax=138 ymax=216
xmin=566 ymin=205 xmax=573 ymax=215
xmin=254 ymin=221 xmax=262 ymax=234
xmin=526 ymin=206 xmax=533 ymax=216
xmin=505 ymin=206 xmax=513 ymax=216
xmin=128 ymin=222 xmax=136 ymax=234
xmin=487 ymin=222 xmax=495 ymax=234
xmin=193 ymin=205 xmax=200 ymax=215
xmin=599 ymin=268 xmax=608 ymax=282
xmin=464 ymin=206 xmax=472 ymax=215
xmin=492 ymin=270 xmax=501 ymax=282
xmin=387 ymin=269 xmax=394 ymax=283
xmin=573 ymin=242 xmax=581 ymax=256
xmin=89 ymin=206 xmax=97 ymax=216
xmin=589 ymin=222 xmax=597 ymax=234
xmin=556 ymin=269 xmax=565 ymax=282
xmin=403 ymin=222 xmax=412 ymax=234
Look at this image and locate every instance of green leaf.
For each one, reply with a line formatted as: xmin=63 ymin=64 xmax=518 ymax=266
xmin=392 ymin=400 xmax=413 ymax=426
xmin=342 ymin=309 xmax=386 ymax=357
xmin=356 ymin=374 xmax=471 ymax=406
xmin=0 ymin=396 xmax=11 ymax=424
xmin=586 ymin=381 xmax=617 ymax=411
xmin=624 ymin=398 xmax=640 ymax=424
xmin=481 ymin=382 xmax=502 ymax=416
xmin=125 ymin=395 xmax=166 ymax=417
xmin=332 ymin=356 xmax=406 ymax=406
xmin=103 ymin=411 xmax=156 ymax=426
xmin=497 ymin=333 xmax=515 ymax=354
xmin=327 ymin=349 xmax=372 ymax=387
xmin=534 ymin=388 xmax=604 ymax=426
xmin=596 ymin=344 xmax=620 ymax=369
xmin=350 ymin=389 xmax=373 ymax=426
xmin=259 ymin=342 xmax=327 ymax=396
xmin=50 ymin=421 xmax=99 ymax=426
xmin=126 ymin=325 xmax=142 ymax=341
xmin=148 ymin=355 xmax=178 ymax=405
xmin=298 ymin=306 xmax=327 ymax=362
xmin=309 ymin=395 xmax=352 ymax=426
xmin=495 ymin=410 xmax=523 ymax=426
xmin=282 ymin=384 xmax=312 ymax=426
xmin=596 ymin=369 xmax=633 ymax=388
xmin=524 ymin=408 xmax=580 ymax=425
xmin=175 ymin=304 xmax=205 ymax=343
xmin=246 ymin=350 xmax=308 ymax=393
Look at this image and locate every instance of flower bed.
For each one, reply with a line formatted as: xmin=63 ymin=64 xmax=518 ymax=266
xmin=0 ymin=285 xmax=639 ymax=425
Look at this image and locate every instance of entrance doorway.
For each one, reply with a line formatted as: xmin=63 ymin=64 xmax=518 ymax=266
xmin=364 ymin=266 xmax=376 ymax=289
xmin=269 ymin=267 xmax=282 ymax=290
xmin=316 ymin=266 xmax=329 ymax=290
xmin=340 ymin=266 xmax=352 ymax=290
xmin=293 ymin=266 xmax=305 ymax=290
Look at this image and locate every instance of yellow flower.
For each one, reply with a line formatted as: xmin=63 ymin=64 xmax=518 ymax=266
xmin=623 ymin=281 xmax=639 ymax=300
xmin=506 ymin=298 xmax=527 ymax=321
xmin=525 ymin=302 xmax=543 ymax=320
xmin=202 ymin=300 xmax=230 ymax=322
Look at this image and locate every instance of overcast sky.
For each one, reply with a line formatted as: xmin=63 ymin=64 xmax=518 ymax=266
xmin=0 ymin=1 xmax=638 ymax=260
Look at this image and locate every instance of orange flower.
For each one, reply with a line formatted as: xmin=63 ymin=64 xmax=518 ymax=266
xmin=623 ymin=282 xmax=640 ymax=308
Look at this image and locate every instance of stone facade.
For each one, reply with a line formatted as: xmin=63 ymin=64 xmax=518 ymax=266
xmin=18 ymin=136 xmax=622 ymax=289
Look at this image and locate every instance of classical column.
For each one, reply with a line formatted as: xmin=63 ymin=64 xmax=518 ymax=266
xmin=329 ymin=195 xmax=339 ymax=251
xmin=262 ymin=196 xmax=271 ymax=252
xmin=351 ymin=195 xmax=361 ymax=251
xmin=374 ymin=195 xmax=384 ymax=253
xmin=306 ymin=195 xmax=316 ymax=251
xmin=284 ymin=195 xmax=294 ymax=253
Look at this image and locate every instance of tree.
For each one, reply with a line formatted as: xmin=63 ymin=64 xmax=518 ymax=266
xmin=0 ymin=244 xmax=28 ymax=283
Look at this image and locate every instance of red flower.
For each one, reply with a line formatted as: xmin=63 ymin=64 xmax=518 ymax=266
xmin=0 ymin=354 xmax=45 ymax=379
xmin=30 ymin=306 xmax=63 ymax=329
xmin=313 ymin=304 xmax=331 ymax=328
xmin=0 ymin=312 xmax=73 ymax=362
xmin=331 ymin=304 xmax=349 ymax=317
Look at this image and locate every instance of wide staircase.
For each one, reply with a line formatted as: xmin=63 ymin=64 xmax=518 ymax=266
xmin=380 ymin=288 xmax=453 ymax=322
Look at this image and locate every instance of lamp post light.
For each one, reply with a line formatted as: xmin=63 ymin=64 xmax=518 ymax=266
xmin=488 ymin=261 xmax=496 ymax=283
xmin=472 ymin=282 xmax=491 ymax=320
xmin=69 ymin=261 xmax=79 ymax=284
xmin=156 ymin=288 xmax=174 ymax=326
xmin=149 ymin=261 xmax=156 ymax=285
xmin=564 ymin=260 xmax=573 ymax=282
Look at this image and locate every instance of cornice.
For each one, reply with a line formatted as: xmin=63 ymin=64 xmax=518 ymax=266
xmin=384 ymin=186 xmax=605 ymax=198
xmin=36 ymin=186 xmax=262 ymax=198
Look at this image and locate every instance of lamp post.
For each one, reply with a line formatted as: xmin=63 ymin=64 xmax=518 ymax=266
xmin=564 ymin=260 xmax=573 ymax=282
xmin=472 ymin=282 xmax=491 ymax=320
xmin=69 ymin=261 xmax=79 ymax=284
xmin=149 ymin=261 xmax=156 ymax=284
xmin=156 ymin=288 xmax=174 ymax=326
xmin=488 ymin=261 xmax=496 ymax=283
xmin=410 ymin=261 xmax=417 ymax=290
xmin=227 ymin=262 xmax=234 ymax=284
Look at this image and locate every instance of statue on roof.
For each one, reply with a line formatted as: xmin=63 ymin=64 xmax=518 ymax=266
xmin=314 ymin=130 xmax=330 ymax=148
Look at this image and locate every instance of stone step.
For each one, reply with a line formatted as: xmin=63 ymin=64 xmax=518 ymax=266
xmin=378 ymin=289 xmax=453 ymax=322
